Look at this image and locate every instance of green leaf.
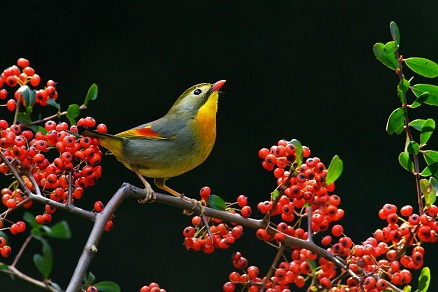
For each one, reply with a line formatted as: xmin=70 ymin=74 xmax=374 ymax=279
xmin=422 ymin=177 xmax=438 ymax=207
xmin=16 ymin=112 xmax=32 ymax=125
xmin=0 ymin=263 xmax=10 ymax=271
xmin=409 ymin=119 xmax=436 ymax=145
xmin=373 ymin=42 xmax=398 ymax=70
xmin=397 ymin=79 xmax=409 ymax=104
xmin=23 ymin=212 xmax=39 ymax=229
xmin=399 ymin=78 xmax=410 ymax=92
xmin=94 ymin=281 xmax=121 ymax=292
xmin=423 ymin=150 xmax=438 ymax=165
xmin=418 ymin=267 xmax=431 ymax=292
xmin=410 ymin=119 xmax=427 ymax=131
xmin=412 ymin=84 xmax=438 ymax=106
xmin=207 ymin=194 xmax=226 ymax=211
xmin=45 ymin=221 xmax=71 ymax=239
xmin=83 ymin=272 xmax=96 ymax=286
xmin=406 ymin=141 xmax=419 ymax=154
xmin=84 ymin=83 xmax=98 ymax=106
xmin=33 ymin=254 xmax=46 ymax=278
xmin=403 ymin=285 xmax=411 ymax=292
xmin=325 ymin=155 xmax=343 ymax=185
xmin=271 ymin=189 xmax=280 ymax=201
xmin=29 ymin=125 xmax=47 ymax=135
xmin=289 ymin=139 xmax=303 ymax=167
xmin=420 ymin=119 xmax=435 ymax=146
xmin=66 ymin=104 xmax=80 ymax=125
xmin=46 ymin=98 xmax=60 ymax=111
xmin=428 ymin=177 xmax=438 ymax=206
xmin=399 ymin=152 xmax=414 ymax=172
xmin=0 ymin=231 xmax=8 ymax=244
xmin=17 ymin=85 xmax=35 ymax=108
xmin=390 ymin=21 xmax=400 ymax=44
xmin=386 ymin=108 xmax=405 ymax=135
xmin=410 ymin=92 xmax=429 ymax=108
xmin=384 ymin=41 xmax=399 ymax=54
xmin=422 ymin=150 xmax=438 ymax=176
xmin=405 ymin=57 xmax=438 ymax=78
xmin=33 ymin=238 xmax=53 ymax=279
xmin=48 ymin=281 xmax=62 ymax=291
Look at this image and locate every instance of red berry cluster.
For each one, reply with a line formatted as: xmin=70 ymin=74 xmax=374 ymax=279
xmin=182 ymin=186 xmax=244 ymax=253
xmin=337 ymin=203 xmax=437 ymax=290
xmin=225 ymin=251 xmax=312 ymax=292
xmin=221 ymin=140 xmax=435 ymax=291
xmin=139 ymin=282 xmax=166 ymax=292
xmin=0 ymin=58 xmax=58 ymax=109
xmin=0 ymin=119 xmax=105 ymax=203
xmin=258 ymin=140 xmax=343 ymax=226
xmin=0 ymin=119 xmax=107 ymax=254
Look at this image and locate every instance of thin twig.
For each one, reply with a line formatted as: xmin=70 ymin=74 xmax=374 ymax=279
xmin=259 ymin=244 xmax=286 ymax=291
xmin=11 ymin=234 xmax=33 ymax=267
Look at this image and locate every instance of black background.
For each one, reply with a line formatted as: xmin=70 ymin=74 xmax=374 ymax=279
xmin=1 ymin=1 xmax=438 ymax=291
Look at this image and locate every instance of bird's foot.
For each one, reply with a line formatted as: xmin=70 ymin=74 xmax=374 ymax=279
xmin=138 ymin=184 xmax=156 ymax=203
xmin=183 ymin=197 xmax=205 ymax=216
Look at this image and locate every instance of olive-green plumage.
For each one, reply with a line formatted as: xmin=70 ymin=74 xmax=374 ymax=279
xmin=80 ymin=80 xmax=225 ymax=198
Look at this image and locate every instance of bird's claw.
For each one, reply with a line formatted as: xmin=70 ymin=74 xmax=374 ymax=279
xmin=137 ymin=186 xmax=156 ymax=203
xmin=183 ymin=197 xmax=205 ymax=216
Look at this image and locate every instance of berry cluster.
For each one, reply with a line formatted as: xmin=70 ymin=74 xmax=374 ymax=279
xmin=220 ymin=139 xmax=436 ymax=291
xmin=0 ymin=58 xmax=58 ymax=109
xmin=0 ymin=58 xmax=110 ymax=258
xmin=225 ymin=251 xmax=310 ymax=292
xmin=182 ymin=186 xmax=244 ymax=253
xmin=139 ymin=282 xmax=166 ymax=292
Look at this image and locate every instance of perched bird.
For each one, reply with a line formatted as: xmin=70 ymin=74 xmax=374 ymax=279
xmin=79 ymin=80 xmax=226 ymax=201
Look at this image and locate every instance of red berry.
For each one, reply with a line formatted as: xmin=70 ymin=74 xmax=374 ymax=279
xmin=86 ymin=286 xmax=98 ymax=292
xmin=5 ymin=198 xmax=17 ymax=209
xmin=199 ymin=186 xmax=211 ymax=200
xmin=30 ymin=74 xmax=41 ymax=87
xmin=321 ymin=235 xmax=332 ymax=246
xmin=23 ymin=66 xmax=35 ymax=76
xmin=94 ymin=201 xmax=104 ymax=212
xmin=104 ymin=220 xmax=113 ymax=231
xmin=96 ymin=123 xmax=107 ymax=133
xmin=6 ymin=99 xmax=16 ymax=111
xmin=258 ymin=148 xmax=269 ymax=159
xmin=241 ymin=206 xmax=252 ymax=218
xmin=237 ymin=195 xmax=247 ymax=207
xmin=399 ymin=205 xmax=413 ymax=217
xmin=223 ymin=282 xmax=235 ymax=292
xmin=331 ymin=224 xmax=344 ymax=237
xmin=1 ymin=245 xmax=12 ymax=257
xmin=183 ymin=226 xmax=195 ymax=238
xmin=17 ymin=58 xmax=29 ymax=68
xmin=0 ymin=237 xmax=6 ymax=248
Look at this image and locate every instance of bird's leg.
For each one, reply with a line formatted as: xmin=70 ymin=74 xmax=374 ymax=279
xmin=132 ymin=167 xmax=156 ymax=203
xmin=153 ymin=178 xmax=183 ymax=197
xmin=154 ymin=178 xmax=204 ymax=216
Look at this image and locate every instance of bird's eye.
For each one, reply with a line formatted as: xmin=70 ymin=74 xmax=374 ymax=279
xmin=194 ymin=89 xmax=202 ymax=95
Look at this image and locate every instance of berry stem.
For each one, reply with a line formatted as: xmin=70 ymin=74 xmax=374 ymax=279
xmin=395 ymin=52 xmax=424 ymax=214
xmin=0 ymin=263 xmax=59 ymax=291
xmin=11 ymin=234 xmax=32 ymax=267
xmin=259 ymin=244 xmax=286 ymax=291
xmin=19 ymin=104 xmax=88 ymax=128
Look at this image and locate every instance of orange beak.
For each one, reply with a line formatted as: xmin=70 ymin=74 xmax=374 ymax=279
xmin=212 ymin=80 xmax=226 ymax=91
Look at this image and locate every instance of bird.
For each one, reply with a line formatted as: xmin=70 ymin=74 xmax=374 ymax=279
xmin=79 ymin=80 xmax=226 ymax=202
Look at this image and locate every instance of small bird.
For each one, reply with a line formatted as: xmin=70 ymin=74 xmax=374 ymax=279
xmin=79 ymin=80 xmax=226 ymax=201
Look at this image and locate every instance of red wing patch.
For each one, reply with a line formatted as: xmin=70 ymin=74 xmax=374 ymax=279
xmin=117 ymin=126 xmax=168 ymax=140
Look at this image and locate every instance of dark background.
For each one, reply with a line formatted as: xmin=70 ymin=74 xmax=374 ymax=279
xmin=1 ymin=1 xmax=438 ymax=291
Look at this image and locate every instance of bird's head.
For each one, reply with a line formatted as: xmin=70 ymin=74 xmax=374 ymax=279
xmin=167 ymin=80 xmax=226 ymax=117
